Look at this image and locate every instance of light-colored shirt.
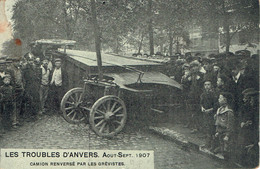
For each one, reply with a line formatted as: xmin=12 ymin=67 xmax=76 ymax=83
xmin=0 ymin=72 xmax=6 ymax=78
xmin=41 ymin=65 xmax=50 ymax=86
xmin=200 ymin=67 xmax=206 ymax=74
xmin=48 ymin=61 xmax=53 ymax=71
xmin=51 ymin=68 xmax=62 ymax=86
xmin=13 ymin=67 xmax=23 ymax=88
xmin=233 ymin=72 xmax=241 ymax=83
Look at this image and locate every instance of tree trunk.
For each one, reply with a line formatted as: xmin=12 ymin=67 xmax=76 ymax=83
xmin=222 ymin=0 xmax=230 ymax=52
xmin=160 ymin=43 xmax=163 ymax=53
xmin=91 ymin=0 xmax=103 ymax=80
xmin=169 ymin=29 xmax=173 ymax=56
xmin=138 ymin=32 xmax=144 ymax=54
xmin=176 ymin=37 xmax=180 ymax=53
xmin=148 ymin=0 xmax=154 ymax=55
xmin=224 ymin=25 xmax=231 ymax=52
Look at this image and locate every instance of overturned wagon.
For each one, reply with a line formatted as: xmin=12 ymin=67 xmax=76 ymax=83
xmin=55 ymin=48 xmax=182 ymax=137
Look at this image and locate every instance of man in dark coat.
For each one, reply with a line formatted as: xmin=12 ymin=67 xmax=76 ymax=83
xmin=22 ymin=54 xmax=42 ymax=120
xmin=236 ymin=88 xmax=259 ymax=167
xmin=49 ymin=58 xmax=68 ymax=112
xmin=0 ymin=74 xmax=14 ymax=133
xmin=231 ymin=59 xmax=250 ymax=112
xmin=186 ymin=60 xmax=204 ymax=133
xmin=9 ymin=57 xmax=24 ymax=128
xmin=0 ymin=60 xmax=14 ymax=86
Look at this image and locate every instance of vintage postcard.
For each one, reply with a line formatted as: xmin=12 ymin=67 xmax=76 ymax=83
xmin=0 ymin=0 xmax=259 ymax=168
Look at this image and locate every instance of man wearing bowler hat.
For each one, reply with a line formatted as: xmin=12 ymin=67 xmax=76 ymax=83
xmin=49 ymin=57 xmax=68 ymax=112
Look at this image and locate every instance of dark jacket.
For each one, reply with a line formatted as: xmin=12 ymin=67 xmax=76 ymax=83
xmin=215 ymin=105 xmax=235 ymax=136
xmin=200 ymin=89 xmax=218 ymax=112
xmin=0 ymin=85 xmax=13 ymax=103
xmin=188 ymin=72 xmax=204 ymax=104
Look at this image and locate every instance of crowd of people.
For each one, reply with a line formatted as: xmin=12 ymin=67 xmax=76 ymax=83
xmin=0 ymin=52 xmax=68 ymax=137
xmin=165 ymin=51 xmax=259 ymax=167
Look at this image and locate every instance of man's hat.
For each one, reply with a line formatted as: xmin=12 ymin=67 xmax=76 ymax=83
xmin=202 ymin=57 xmax=211 ymax=64
xmin=220 ymin=92 xmax=234 ymax=104
xmin=242 ymin=88 xmax=258 ymax=97
xmin=190 ymin=60 xmax=200 ymax=67
xmin=182 ymin=63 xmax=190 ymax=69
xmin=54 ymin=58 xmax=62 ymax=62
xmin=5 ymin=58 xmax=13 ymax=63
xmin=6 ymin=57 xmax=21 ymax=62
xmin=0 ymin=60 xmax=7 ymax=65
xmin=217 ymin=74 xmax=228 ymax=83
xmin=235 ymin=50 xmax=251 ymax=58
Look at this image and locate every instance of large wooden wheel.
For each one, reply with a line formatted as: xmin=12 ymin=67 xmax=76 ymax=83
xmin=89 ymin=95 xmax=127 ymax=137
xmin=61 ymin=88 xmax=94 ymax=124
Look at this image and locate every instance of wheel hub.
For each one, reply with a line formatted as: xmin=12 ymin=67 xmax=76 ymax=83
xmin=104 ymin=111 xmax=114 ymax=121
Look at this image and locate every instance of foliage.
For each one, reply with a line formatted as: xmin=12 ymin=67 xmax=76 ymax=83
xmin=2 ymin=0 xmax=258 ymax=55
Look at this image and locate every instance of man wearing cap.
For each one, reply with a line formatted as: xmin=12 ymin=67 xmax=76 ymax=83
xmin=185 ymin=60 xmax=204 ymax=133
xmin=49 ymin=58 xmax=68 ymax=112
xmin=39 ymin=58 xmax=51 ymax=114
xmin=236 ymin=88 xmax=259 ymax=167
xmin=231 ymin=61 xmax=249 ymax=112
xmin=0 ymin=73 xmax=14 ymax=133
xmin=9 ymin=57 xmax=24 ymax=128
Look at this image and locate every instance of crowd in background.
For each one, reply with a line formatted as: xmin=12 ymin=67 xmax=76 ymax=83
xmin=0 ymin=51 xmax=68 ymax=137
xmin=165 ymin=50 xmax=259 ymax=167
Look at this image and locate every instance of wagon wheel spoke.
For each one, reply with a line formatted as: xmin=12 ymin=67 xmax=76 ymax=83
xmin=96 ymin=109 xmax=106 ymax=115
xmin=79 ymin=106 xmax=91 ymax=112
xmin=67 ymin=110 xmax=75 ymax=117
xmin=71 ymin=111 xmax=77 ymax=120
xmin=110 ymin=102 xmax=118 ymax=112
xmin=115 ymin=114 xmax=124 ymax=117
xmin=101 ymin=103 xmax=107 ymax=112
xmin=94 ymin=115 xmax=104 ymax=120
xmin=69 ymin=95 xmax=76 ymax=102
xmin=112 ymin=106 xmax=123 ymax=115
xmin=107 ymin=100 xmax=111 ymax=111
xmin=77 ymin=110 xmax=85 ymax=120
xmin=66 ymin=101 xmax=74 ymax=105
xmin=113 ymin=120 xmax=122 ymax=125
xmin=99 ymin=121 xmax=107 ymax=133
xmin=65 ymin=106 xmax=74 ymax=111
xmin=95 ymin=119 xmax=105 ymax=127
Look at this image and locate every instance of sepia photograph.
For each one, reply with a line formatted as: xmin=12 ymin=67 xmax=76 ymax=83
xmin=0 ymin=0 xmax=259 ymax=168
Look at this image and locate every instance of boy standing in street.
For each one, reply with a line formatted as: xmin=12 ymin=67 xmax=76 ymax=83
xmin=200 ymin=80 xmax=218 ymax=150
xmin=214 ymin=92 xmax=235 ymax=160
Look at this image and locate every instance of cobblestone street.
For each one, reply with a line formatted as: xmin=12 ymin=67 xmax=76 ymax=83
xmin=0 ymin=113 xmax=231 ymax=169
